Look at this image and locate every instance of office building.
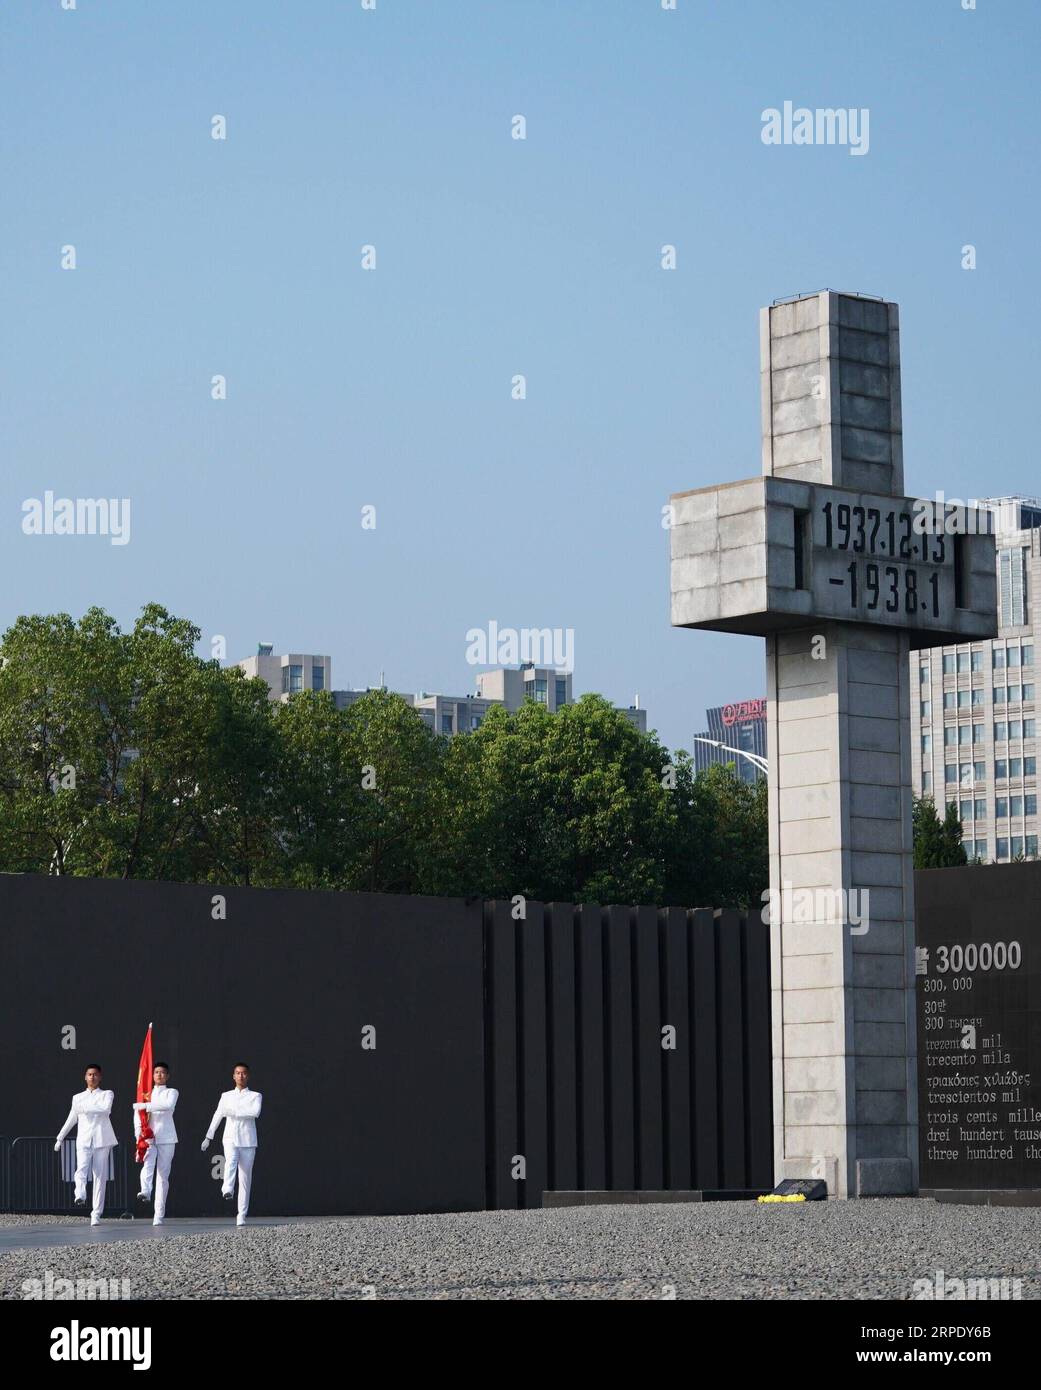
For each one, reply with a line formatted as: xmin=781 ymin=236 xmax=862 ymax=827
xmin=236 ymin=649 xmax=647 ymax=734
xmin=236 ymin=643 xmax=331 ymax=701
xmin=692 ymin=698 xmax=768 ymax=783
xmin=911 ymin=497 xmax=1040 ymax=861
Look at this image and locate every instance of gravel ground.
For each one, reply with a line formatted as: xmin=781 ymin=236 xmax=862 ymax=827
xmin=2 ymin=1199 xmax=1040 ymax=1300
xmin=0 ymin=1214 xmax=80 ymax=1228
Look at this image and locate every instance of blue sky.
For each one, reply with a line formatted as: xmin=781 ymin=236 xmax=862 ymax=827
xmin=2 ymin=0 xmax=1037 ymax=753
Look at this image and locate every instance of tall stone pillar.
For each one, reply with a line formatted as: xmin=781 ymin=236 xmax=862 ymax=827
xmin=766 ymin=622 xmax=916 ymax=1196
xmin=763 ymin=293 xmax=913 ymax=1197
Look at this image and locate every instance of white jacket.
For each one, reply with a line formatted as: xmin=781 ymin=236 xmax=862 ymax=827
xmin=56 ymin=1088 xmax=118 ymax=1149
xmin=206 ymin=1088 xmax=262 ymax=1148
xmin=133 ymin=1084 xmax=179 ymax=1144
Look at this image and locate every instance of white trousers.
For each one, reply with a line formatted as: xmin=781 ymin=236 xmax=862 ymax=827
xmin=74 ymin=1145 xmax=112 ymax=1219
xmin=139 ymin=1143 xmax=176 ymax=1219
xmin=222 ymin=1145 xmax=256 ymax=1219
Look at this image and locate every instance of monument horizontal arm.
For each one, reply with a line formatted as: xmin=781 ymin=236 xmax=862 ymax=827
xmin=670 ymin=476 xmax=997 ymax=649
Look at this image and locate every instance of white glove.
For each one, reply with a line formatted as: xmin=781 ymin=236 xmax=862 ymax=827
xmin=201 ymin=1138 xmax=210 ymax=1151
xmin=53 ymin=1140 xmax=61 ymax=1152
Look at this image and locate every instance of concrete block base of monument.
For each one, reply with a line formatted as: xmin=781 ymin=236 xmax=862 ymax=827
xmin=779 ymin=1156 xmax=839 ymax=1196
xmin=778 ymin=1156 xmax=914 ymax=1196
xmin=855 ymin=1158 xmax=915 ymax=1197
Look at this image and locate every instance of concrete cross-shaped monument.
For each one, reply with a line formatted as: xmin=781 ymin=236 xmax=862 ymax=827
xmin=669 ymin=291 xmax=997 ymax=1196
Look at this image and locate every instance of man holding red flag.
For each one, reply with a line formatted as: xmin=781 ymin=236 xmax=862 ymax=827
xmin=131 ymin=1025 xmax=180 ymax=1225
xmin=133 ymin=1024 xmax=154 ymax=1163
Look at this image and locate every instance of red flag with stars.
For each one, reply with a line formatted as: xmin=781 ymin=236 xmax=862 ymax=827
xmin=134 ymin=1022 xmax=154 ymax=1164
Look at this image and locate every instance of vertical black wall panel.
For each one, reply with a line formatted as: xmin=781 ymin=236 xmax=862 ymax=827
xmin=690 ymin=908 xmax=720 ymax=1189
xmin=488 ymin=900 xmax=520 ymax=1209
xmin=717 ymin=909 xmax=747 ymax=1187
xmin=606 ymin=905 xmax=636 ymax=1189
xmin=548 ymin=903 xmax=578 ymax=1191
xmin=577 ymin=903 xmax=607 ymax=1190
xmin=663 ymin=906 xmax=692 ymax=1188
xmin=743 ymin=911 xmax=773 ymax=1188
xmin=520 ymin=901 xmax=548 ymax=1207
xmin=636 ymin=905 xmax=664 ymax=1190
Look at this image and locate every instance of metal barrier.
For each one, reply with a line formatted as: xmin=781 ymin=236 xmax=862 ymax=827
xmin=8 ymin=1137 xmax=133 ymax=1216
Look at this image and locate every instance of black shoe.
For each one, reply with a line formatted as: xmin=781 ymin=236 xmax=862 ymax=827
xmin=222 ymin=1192 xmax=234 ymax=1202
xmin=137 ymin=1192 xmax=151 ymax=1204
xmin=74 ymin=1198 xmax=86 ymax=1208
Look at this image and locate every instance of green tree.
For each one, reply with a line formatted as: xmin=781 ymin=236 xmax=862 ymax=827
xmin=0 ymin=608 xmax=113 ymax=875
xmin=0 ymin=603 xmax=772 ymax=908
xmin=666 ymin=759 xmax=768 ymax=909
xmin=0 ymin=604 xmax=280 ymax=883
xmin=269 ymin=690 xmax=360 ymax=889
xmin=913 ymin=795 xmax=968 ymax=869
xmin=430 ymin=695 xmax=684 ymax=905
xmin=338 ymin=689 xmax=443 ymax=894
xmin=183 ymin=665 xmax=280 ymax=886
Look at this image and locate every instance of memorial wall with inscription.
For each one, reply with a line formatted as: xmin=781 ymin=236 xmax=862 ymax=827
xmin=916 ymin=860 xmax=1041 ymax=1195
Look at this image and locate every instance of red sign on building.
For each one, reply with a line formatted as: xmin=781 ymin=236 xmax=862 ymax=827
xmin=721 ymin=698 xmax=767 ymax=727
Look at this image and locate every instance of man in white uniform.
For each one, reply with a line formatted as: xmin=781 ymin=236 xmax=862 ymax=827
xmin=54 ymin=1064 xmax=118 ymax=1227
xmin=132 ymin=1062 xmax=179 ymax=1226
xmin=201 ymin=1064 xmax=262 ymax=1227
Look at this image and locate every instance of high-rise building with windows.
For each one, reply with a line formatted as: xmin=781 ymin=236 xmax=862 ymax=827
xmin=911 ymin=497 xmax=1041 ymax=861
